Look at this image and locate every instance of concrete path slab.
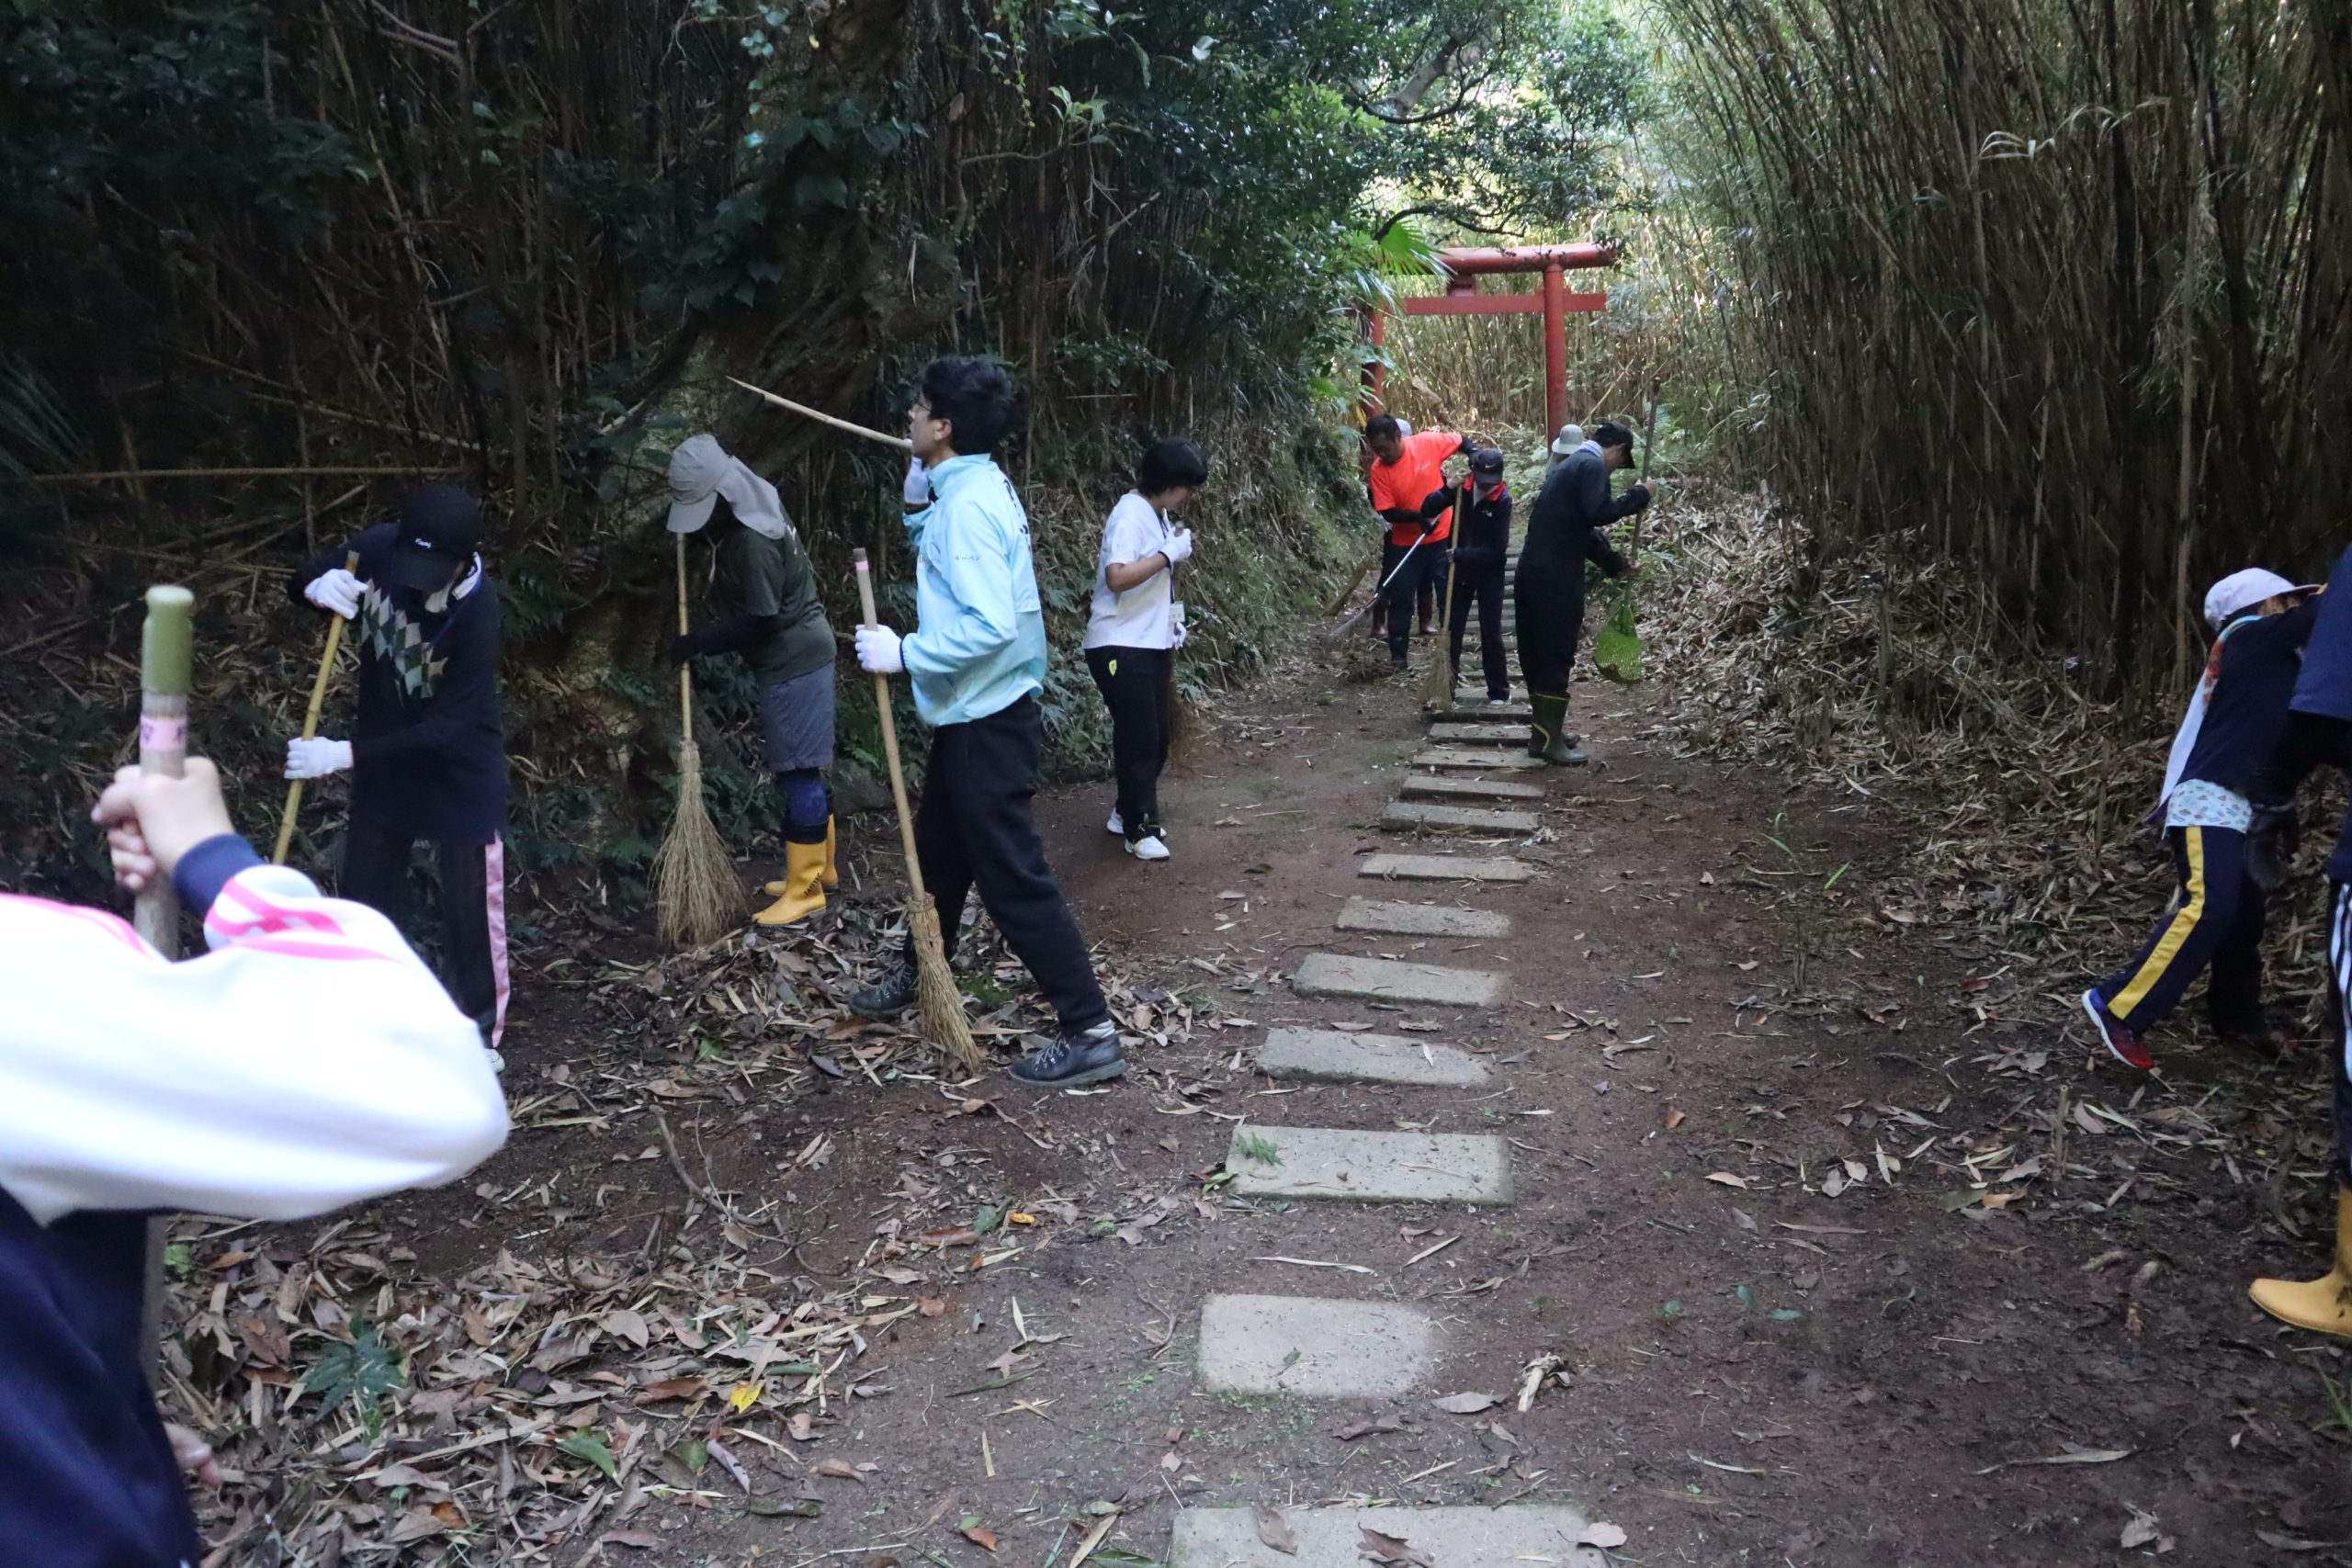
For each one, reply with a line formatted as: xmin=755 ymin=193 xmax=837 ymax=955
xmin=1170 ymin=1506 xmax=1609 ymax=1568
xmin=1359 ymin=852 xmax=1531 ymax=883
xmin=1400 ymin=773 xmax=1545 ymax=802
xmin=1195 ymin=1293 xmax=1441 ymax=1397
xmin=1334 ymin=897 xmax=1511 ymax=938
xmin=1257 ymin=1024 xmax=1492 ymax=1086
xmin=1382 ymin=801 xmax=1538 ymax=835
xmin=1292 ymin=953 xmax=1508 ymax=1007
xmin=1225 ymin=1124 xmax=1512 ymax=1204
xmin=1443 ymin=700 xmax=1533 ymax=722
xmin=1423 ymin=722 xmax=1526 ymax=745
xmin=1412 ymin=748 xmax=1543 ymax=771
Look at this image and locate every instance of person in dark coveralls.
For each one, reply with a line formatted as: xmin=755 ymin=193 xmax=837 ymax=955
xmin=287 ymin=485 xmax=510 ymax=1064
xmin=1514 ymin=421 xmax=1649 ymax=764
xmin=1441 ymin=446 xmax=1514 ymax=706
xmin=848 ymin=356 xmax=1126 ymax=1089
xmin=662 ymin=434 xmax=840 ymax=926
xmin=2241 ymin=542 xmax=2352 ymax=1336
xmin=2079 ymin=570 xmax=2319 ymax=1073
xmin=1 ymin=753 xmax=506 ymax=1568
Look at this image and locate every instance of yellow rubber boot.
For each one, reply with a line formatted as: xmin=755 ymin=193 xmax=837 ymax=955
xmin=821 ymin=816 xmax=839 ymax=888
xmin=2249 ymin=1186 xmax=2352 ymax=1338
xmin=753 ymin=839 xmax=829 ymax=926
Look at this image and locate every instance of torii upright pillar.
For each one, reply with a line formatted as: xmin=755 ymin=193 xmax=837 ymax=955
xmin=1363 ymin=242 xmax=1618 ymax=442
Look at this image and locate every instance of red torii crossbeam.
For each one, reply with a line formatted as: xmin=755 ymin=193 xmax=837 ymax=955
xmin=1364 ymin=242 xmax=1619 ymax=442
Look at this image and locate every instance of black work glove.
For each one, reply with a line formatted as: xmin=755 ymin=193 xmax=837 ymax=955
xmin=1626 ymin=484 xmax=1653 ymax=512
xmin=665 ymin=630 xmax=706 ymax=665
xmin=2245 ymin=800 xmax=2301 ymax=892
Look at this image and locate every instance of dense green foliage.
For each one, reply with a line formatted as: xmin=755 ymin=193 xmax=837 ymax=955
xmin=0 ymin=0 xmax=1646 ymax=892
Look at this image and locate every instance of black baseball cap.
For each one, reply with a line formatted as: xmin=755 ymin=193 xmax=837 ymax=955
xmin=1469 ymin=446 xmax=1506 ymax=474
xmin=385 ymin=485 xmax=483 ymax=592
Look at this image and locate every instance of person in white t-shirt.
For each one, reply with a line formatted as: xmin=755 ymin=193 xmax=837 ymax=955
xmin=1083 ymin=437 xmax=1208 ymax=862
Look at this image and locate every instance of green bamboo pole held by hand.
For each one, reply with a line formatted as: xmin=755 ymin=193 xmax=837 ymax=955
xmin=135 ymin=585 xmax=193 ymax=1375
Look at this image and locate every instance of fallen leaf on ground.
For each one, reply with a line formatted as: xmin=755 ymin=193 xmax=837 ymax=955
xmin=2120 ymin=1507 xmax=2161 ymax=1550
xmin=1666 ymin=1108 xmax=1686 ymax=1130
xmin=917 ymin=1297 xmax=946 ymax=1317
xmin=1332 ymin=1415 xmax=1414 ymax=1440
xmin=1577 ymin=1522 xmax=1629 ymax=1549
xmin=961 ymin=1523 xmax=999 ymax=1551
xmin=1359 ymin=1526 xmax=1434 ymax=1566
xmin=1706 ymin=1171 xmax=1749 ymax=1189
xmin=1431 ymin=1392 xmax=1497 ymax=1415
xmin=1974 ymin=1444 xmax=2132 ymax=1474
xmin=1254 ymin=1503 xmax=1299 ymax=1555
xmin=596 ymin=1530 xmax=663 ymax=1551
xmin=809 ymin=1459 xmax=866 ymax=1482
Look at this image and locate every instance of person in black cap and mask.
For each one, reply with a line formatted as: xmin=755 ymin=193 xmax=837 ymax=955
xmin=285 ymin=484 xmax=510 ymax=1065
xmin=1441 ymin=446 xmax=1514 ymax=706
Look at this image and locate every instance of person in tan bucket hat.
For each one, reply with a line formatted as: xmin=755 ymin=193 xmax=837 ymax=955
xmin=664 ymin=434 xmax=840 ymax=925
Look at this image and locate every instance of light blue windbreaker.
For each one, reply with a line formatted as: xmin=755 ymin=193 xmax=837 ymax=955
xmin=899 ymin=453 xmax=1047 ymax=726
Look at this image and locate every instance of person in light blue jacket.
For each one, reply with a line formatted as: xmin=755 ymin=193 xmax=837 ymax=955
xmin=850 ymin=356 xmax=1125 ymax=1088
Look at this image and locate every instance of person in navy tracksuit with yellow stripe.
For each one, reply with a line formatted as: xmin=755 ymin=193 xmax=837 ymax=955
xmin=2082 ymin=570 xmax=2318 ymax=1071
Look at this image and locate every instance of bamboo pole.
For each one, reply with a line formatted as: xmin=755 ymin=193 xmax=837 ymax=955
xmin=275 ymin=550 xmax=361 ymax=864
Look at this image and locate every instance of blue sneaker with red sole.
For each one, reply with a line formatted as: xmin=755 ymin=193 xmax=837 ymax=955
xmin=2081 ymin=987 xmax=2153 ymax=1070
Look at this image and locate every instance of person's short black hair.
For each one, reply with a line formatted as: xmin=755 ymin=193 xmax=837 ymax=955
xmin=1363 ymin=414 xmax=1401 ymax=444
xmin=1591 ymin=420 xmax=1635 ymax=452
xmin=922 ymin=355 xmax=1017 ymax=456
xmin=1136 ymin=437 xmax=1208 ymax=495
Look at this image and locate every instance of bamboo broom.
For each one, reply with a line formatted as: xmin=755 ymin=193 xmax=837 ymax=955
xmin=853 ymin=547 xmax=982 ymax=1075
xmin=136 ymin=584 xmax=193 ymax=1377
xmin=653 ymin=533 xmax=743 ymax=947
xmin=274 ymin=549 xmax=359 ymax=864
xmin=1419 ymin=478 xmax=1469 ymax=710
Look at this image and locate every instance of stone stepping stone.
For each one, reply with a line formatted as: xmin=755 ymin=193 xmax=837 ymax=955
xmin=1195 ymin=1293 xmax=1441 ymax=1397
xmin=1382 ymin=801 xmax=1538 ymax=835
xmin=1412 ymin=748 xmax=1543 ymax=771
xmin=1170 ymin=1506 xmax=1609 ymax=1568
xmin=1224 ymin=1124 xmax=1512 ymax=1205
xmin=1334 ymin=897 xmax=1511 ymax=938
xmin=1400 ymin=773 xmax=1545 ymax=803
xmin=1443 ymin=700 xmax=1533 ymax=722
xmin=1359 ymin=852 xmax=1531 ymax=883
xmin=1257 ymin=1024 xmax=1493 ymax=1087
xmin=1424 ymin=722 xmax=1526 ymax=745
xmin=1292 ymin=953 xmax=1508 ymax=1007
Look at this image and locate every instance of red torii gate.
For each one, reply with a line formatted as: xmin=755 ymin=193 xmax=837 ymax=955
xmin=1363 ymin=241 xmax=1618 ymax=442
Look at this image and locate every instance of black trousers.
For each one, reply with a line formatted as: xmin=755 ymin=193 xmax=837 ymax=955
xmin=341 ymin=818 xmax=510 ymax=1046
xmin=1086 ymin=646 xmax=1173 ymax=836
xmin=1513 ymin=550 xmax=1587 ymax=696
xmin=2095 ymin=825 xmax=2265 ymax=1035
xmin=1447 ymin=560 xmax=1509 ymax=699
xmin=1386 ymin=545 xmax=1450 ymax=662
xmin=910 ymin=696 xmax=1109 ymax=1032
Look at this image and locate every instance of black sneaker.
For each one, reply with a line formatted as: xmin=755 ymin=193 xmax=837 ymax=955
xmin=1008 ymin=1021 xmax=1127 ymax=1087
xmin=849 ymin=964 xmax=919 ymax=1020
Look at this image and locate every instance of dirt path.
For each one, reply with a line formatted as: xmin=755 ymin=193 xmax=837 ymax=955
xmin=174 ymin=602 xmax=2352 ymax=1568
xmin=583 ymin=624 xmax=2342 ymax=1568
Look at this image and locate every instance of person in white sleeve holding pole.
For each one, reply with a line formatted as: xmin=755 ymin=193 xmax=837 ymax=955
xmin=1 ymin=755 xmax=509 ymax=1568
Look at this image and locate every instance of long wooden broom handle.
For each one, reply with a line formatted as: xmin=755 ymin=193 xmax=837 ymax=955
xmin=674 ymin=533 xmax=695 ymax=749
xmin=273 ymin=549 xmax=360 ymax=865
xmin=854 ymin=548 xmax=928 ymax=899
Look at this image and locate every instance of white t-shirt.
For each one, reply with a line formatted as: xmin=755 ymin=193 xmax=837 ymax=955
xmin=1084 ymin=491 xmax=1178 ymax=650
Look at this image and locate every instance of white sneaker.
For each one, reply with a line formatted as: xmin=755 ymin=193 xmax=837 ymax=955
xmin=1483 ymin=695 xmax=1514 ymax=710
xmin=1105 ymin=807 xmax=1125 ymax=837
xmin=1126 ymin=833 xmax=1170 ymax=862
xmin=484 ymin=1046 xmax=505 ymax=1074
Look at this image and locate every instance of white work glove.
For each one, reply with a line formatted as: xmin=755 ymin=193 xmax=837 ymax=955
xmin=304 ymin=568 xmax=363 ymax=619
xmin=854 ymin=625 xmax=906 ymax=675
xmin=285 ymin=737 xmax=355 ymax=780
xmin=902 ymin=457 xmax=932 ymax=507
xmin=1161 ymin=528 xmax=1193 ymax=565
